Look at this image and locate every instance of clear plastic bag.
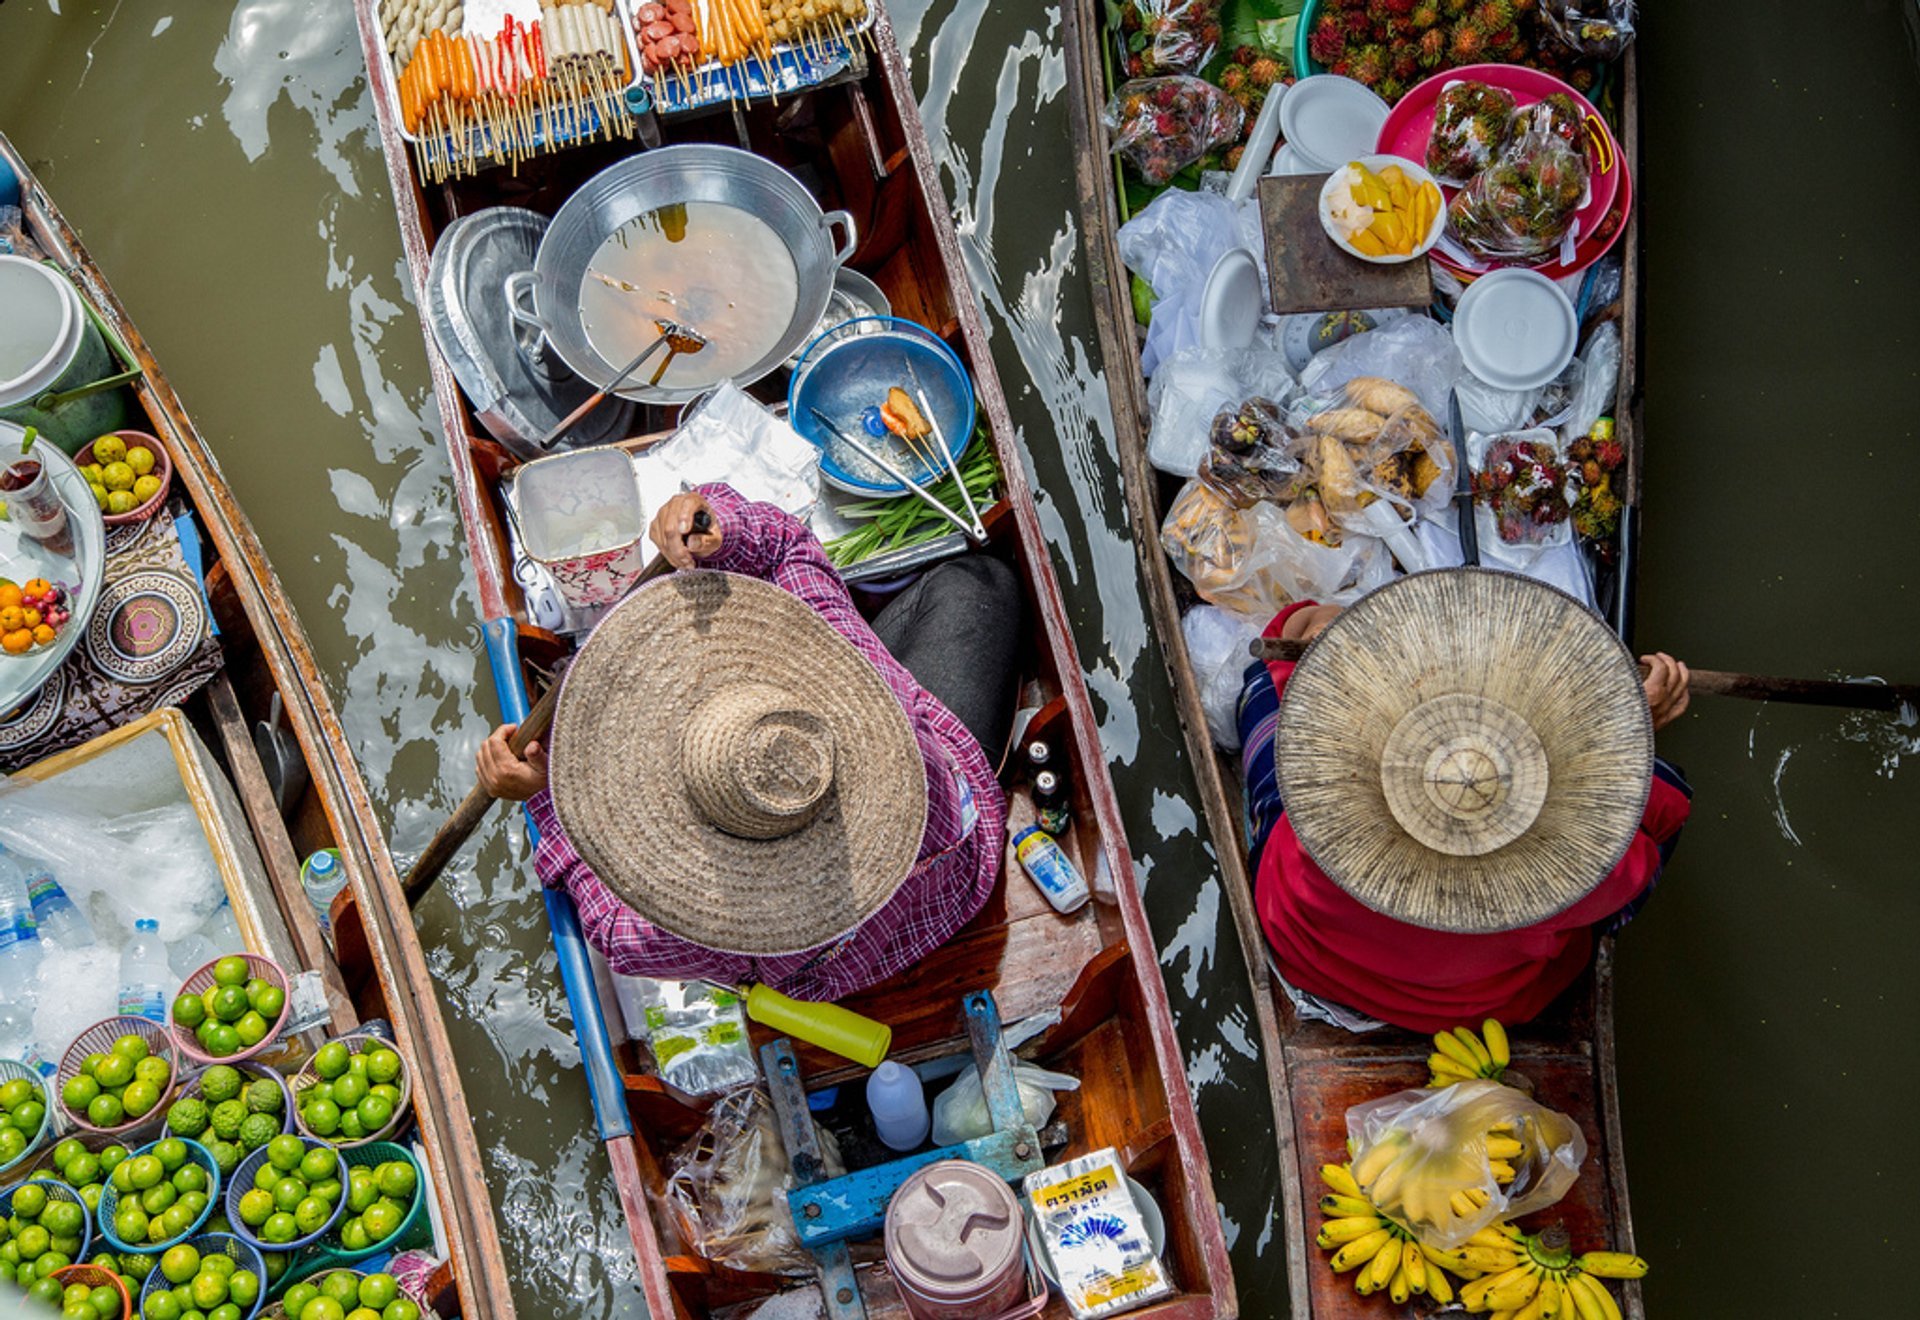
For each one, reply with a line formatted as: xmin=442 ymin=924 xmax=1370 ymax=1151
xmin=662 ymin=1087 xmax=845 ymax=1276
xmin=1161 ymin=483 xmax=1297 ymax=617
xmin=1104 ymin=76 xmax=1245 ymax=186
xmin=1118 ymin=188 xmax=1266 ymax=376
xmin=1181 ymin=605 xmax=1266 ymax=750
xmin=1425 ymin=81 xmax=1516 ymax=183
xmin=1446 ymin=130 xmax=1589 ymax=264
xmin=1198 ymin=397 xmax=1303 ymax=506
xmin=1346 ymin=1080 xmax=1587 ymax=1249
xmin=1145 ymin=347 xmax=1296 ymax=476
xmin=1114 ymin=0 xmax=1223 ymax=78
xmin=1544 ymin=0 xmax=1637 ymax=60
xmin=1470 ymin=428 xmax=1574 ymax=560
xmin=1295 ymin=377 xmax=1455 ymax=522
xmin=624 ymin=979 xmax=756 ymax=1095
xmin=1512 ymin=91 xmax=1586 ymax=151
xmin=1295 ymin=315 xmax=1463 ymax=423
xmin=1558 ymin=322 xmax=1621 ymax=445
xmin=929 ymin=1061 xmax=1080 ymax=1147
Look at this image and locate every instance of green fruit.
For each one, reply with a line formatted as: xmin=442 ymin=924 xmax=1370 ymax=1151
xmin=252 ymin=1162 xmax=279 ymax=1193
xmin=112 ymin=1203 xmax=148 ymax=1243
xmin=308 ymin=1177 xmax=341 ymax=1206
xmin=152 ymin=1139 xmax=187 ymax=1173
xmin=0 ymin=1078 xmax=29 ymax=1109
xmin=65 ymin=1151 xmax=102 ymax=1187
xmin=190 ymin=1271 xmax=227 ymax=1310
xmin=86 ymin=1094 xmax=124 ymax=1128
xmin=293 ymin=1196 xmax=331 ymax=1235
xmin=171 ymin=994 xmax=205 ymax=1030
xmin=330 ymin=1074 xmax=367 ymax=1110
xmin=199 ymin=1251 xmax=233 ymax=1280
xmin=236 ymin=1114 xmax=278 ymax=1152
xmin=0 ymin=1128 xmax=23 ymax=1163
xmin=226 ymin=1269 xmax=259 ymax=1309
xmin=356 ymin=1275 xmax=398 ymax=1310
xmin=336 ymin=1219 xmax=369 ymax=1253
xmin=166 ymin=1098 xmax=209 ymax=1139
xmin=360 ymin=1200 xmax=400 ymax=1244
xmin=243 ymin=1079 xmax=281 ymax=1115
xmin=346 ymin=1169 xmax=378 ymax=1214
xmin=134 ymin=1058 xmax=171 ymax=1089
xmin=355 ymin=1095 xmax=393 ymax=1135
xmin=282 ymin=1283 xmax=320 ymax=1316
xmin=233 ymin=1013 xmax=268 ymax=1049
xmin=80 ymin=1053 xmax=106 ymax=1077
xmin=160 ymin=1243 xmax=200 ymax=1284
xmin=209 ymin=1100 xmax=245 ymax=1142
xmin=16 ymin=1223 xmax=49 ymax=1258
xmin=259 ymin=1250 xmax=287 ymax=1282
xmin=122 ymin=1079 xmax=160 ymax=1118
xmin=346 ymin=1311 xmax=381 ymax=1320
xmin=335 ymin=1110 xmax=365 ymax=1141
xmin=92 ymin=1054 xmax=133 ymax=1089
xmin=236 ymin=1189 xmax=272 ymax=1227
xmin=299 ymin=1299 xmax=346 ymax=1320
xmin=248 ymin=982 xmax=285 ymax=1021
xmin=211 ymin=957 xmax=249 ymax=988
xmin=301 ymin=1099 xmax=339 ymax=1138
xmin=40 ymin=1201 xmax=81 ymax=1238
xmin=266 ymin=1135 xmax=305 ymax=1173
xmin=139 ymin=1183 xmax=176 ymax=1216
xmin=27 ymin=1276 xmax=63 ymax=1305
xmin=111 ymin=1034 xmax=150 ymax=1064
xmin=364 ymin=1050 xmax=402 ymax=1086
xmin=298 ymin=1147 xmax=335 ymax=1183
xmin=272 ymin=1178 xmax=306 ymax=1215
xmin=208 ymin=1307 xmax=241 ymax=1320
xmin=50 ymin=1137 xmax=84 ymax=1170
xmin=199 ymin=1066 xmax=242 ymax=1106
xmin=172 ymin=1163 xmax=207 ymax=1194
xmin=62 ymin=1075 xmax=100 ymax=1112
xmin=88 ymin=1285 xmax=119 ymax=1319
xmin=207 ymin=1141 xmax=242 ymax=1177
xmin=209 ymin=987 xmax=248 ymax=1025
xmin=261 ymin=1212 xmax=297 ymax=1245
xmin=320 ymin=1272 xmax=361 ymax=1309
xmin=311 ymin=1044 xmax=350 ymax=1082
xmin=145 ymin=1288 xmax=184 ymax=1320
xmin=160 ymin=1203 xmax=195 ymax=1239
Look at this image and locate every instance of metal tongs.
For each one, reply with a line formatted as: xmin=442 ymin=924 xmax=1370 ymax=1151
xmin=535 ymin=317 xmax=708 ymax=450
xmin=808 ymin=407 xmax=984 ymax=543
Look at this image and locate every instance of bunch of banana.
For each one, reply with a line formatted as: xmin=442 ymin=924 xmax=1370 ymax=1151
xmin=1428 ymin=1018 xmax=1511 ymax=1087
xmin=1316 ymin=1161 xmax=1476 ymax=1305
xmin=1348 ymin=1122 xmax=1523 ymax=1227
xmin=1485 ymin=1121 xmax=1526 ymax=1186
xmin=1436 ymin=1224 xmax=1646 ymax=1320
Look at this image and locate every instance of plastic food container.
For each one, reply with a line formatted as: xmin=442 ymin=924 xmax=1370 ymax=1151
xmin=509 ymin=448 xmax=647 ymax=611
xmin=1451 ymin=268 xmax=1579 ymax=390
xmin=1318 ymin=154 xmax=1448 ymax=264
xmin=884 ymin=1159 xmax=1036 ymax=1319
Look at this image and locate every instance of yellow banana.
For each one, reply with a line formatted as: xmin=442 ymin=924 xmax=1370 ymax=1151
xmin=1433 ymin=1029 xmax=1481 ymax=1073
xmin=1483 ymin=1263 xmax=1544 ymax=1312
xmin=1351 ymin=1138 xmax=1401 ymax=1186
xmin=1489 ymin=1159 xmax=1517 ymax=1183
xmin=1537 ymin=1273 xmax=1564 ymax=1319
xmin=1388 ymin=1260 xmax=1412 ymax=1304
xmin=1459 ymin=1246 xmax=1522 ymax=1272
xmin=1571 ymin=1273 xmax=1624 ymax=1320
xmin=1467 ymin=1186 xmax=1494 ymax=1209
xmin=1319 ymin=1193 xmax=1375 ymax=1218
xmin=1462 ymin=1264 xmax=1529 ymax=1311
xmin=1320 ymin=1162 xmax=1362 ymax=1200
xmin=1428 ymin=1262 xmax=1456 ymax=1303
xmin=1317 ymin=1215 xmax=1388 ymax=1247
xmin=1429 ymin=1051 xmax=1477 ymax=1078
xmin=1367 ymin=1160 xmax=1407 ymax=1207
xmin=1574 ymin=1252 xmax=1649 ymax=1279
xmin=1366 ymin=1232 xmax=1403 ymax=1291
xmin=1564 ymin=1271 xmax=1606 ymax=1320
xmin=1450 ymin=1189 xmax=1481 ymax=1218
xmin=1511 ymin=1290 xmax=1547 ymax=1320
xmin=1486 ymin=1136 xmax=1525 ymax=1160
xmin=1402 ymin=1239 xmax=1427 ymax=1294
xmin=1468 ymin=1225 xmax=1517 ymax=1250
xmin=1330 ymin=1227 xmax=1395 ymax=1272
xmin=1483 ymin=1017 xmax=1510 ymax=1068
xmin=1454 ymin=1025 xmax=1495 ymax=1071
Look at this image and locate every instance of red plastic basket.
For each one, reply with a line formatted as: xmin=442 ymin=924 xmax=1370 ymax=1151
xmin=53 ymin=1262 xmax=133 ymax=1319
xmin=170 ymin=953 xmax=294 ymax=1067
xmin=54 ymin=1016 xmax=179 ymax=1137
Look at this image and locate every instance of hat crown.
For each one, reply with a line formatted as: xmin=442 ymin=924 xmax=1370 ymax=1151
xmin=1380 ymin=692 xmax=1547 ymax=858
xmin=682 ymin=683 xmax=837 ymax=840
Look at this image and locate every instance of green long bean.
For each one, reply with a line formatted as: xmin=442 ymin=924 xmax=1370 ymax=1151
xmin=825 ymin=430 xmax=1000 ymax=567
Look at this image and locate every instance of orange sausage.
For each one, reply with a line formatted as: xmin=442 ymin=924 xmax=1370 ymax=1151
xmin=452 ymin=33 xmax=476 ymax=102
xmin=399 ymin=57 xmax=420 ymax=134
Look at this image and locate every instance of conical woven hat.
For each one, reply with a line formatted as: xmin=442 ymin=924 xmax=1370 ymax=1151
xmin=1275 ymin=568 xmax=1652 ymax=933
xmin=548 ymin=571 xmax=927 ymax=955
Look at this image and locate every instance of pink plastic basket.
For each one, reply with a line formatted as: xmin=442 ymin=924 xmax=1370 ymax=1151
xmin=54 ymin=1016 xmax=178 ymax=1137
xmin=170 ymin=953 xmax=294 ymax=1067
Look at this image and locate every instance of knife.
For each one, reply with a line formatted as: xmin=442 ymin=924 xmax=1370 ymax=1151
xmin=1447 ymin=387 xmax=1480 ymax=567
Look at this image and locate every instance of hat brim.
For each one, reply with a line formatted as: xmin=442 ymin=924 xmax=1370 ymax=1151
xmin=1275 ymin=568 xmax=1653 ymax=933
xmin=549 ymin=571 xmax=929 ymax=955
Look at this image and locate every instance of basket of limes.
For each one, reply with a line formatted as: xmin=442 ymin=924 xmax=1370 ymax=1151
xmin=137 ymin=1232 xmax=266 ymax=1320
xmin=74 ymin=430 xmax=171 ymax=525
xmin=0 ymin=1060 xmax=53 ymax=1179
xmin=225 ymin=1136 xmax=348 ymax=1254
xmin=290 ymin=1036 xmax=410 ymax=1150
xmin=56 ymin=1019 xmax=177 ymax=1138
xmin=307 ymin=1142 xmax=429 ymax=1269
xmin=50 ymin=1261 xmax=135 ymax=1320
xmin=0 ymin=1177 xmax=94 ymax=1293
xmin=97 ymin=1136 xmax=222 ymax=1255
xmin=169 ymin=954 xmax=292 ymax=1067
xmin=264 ymin=1268 xmax=420 ymax=1320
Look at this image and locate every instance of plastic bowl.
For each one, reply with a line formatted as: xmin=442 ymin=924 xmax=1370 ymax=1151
xmin=138 ymin=1232 xmax=266 ymax=1320
xmin=1319 ymin=154 xmax=1447 ymax=264
xmin=173 ymin=1060 xmax=297 ymax=1141
xmin=290 ymin=1033 xmax=412 ymax=1150
xmin=55 ymin=1016 xmax=179 ymax=1138
xmin=260 ymin=1268 xmax=363 ymax=1316
xmin=74 ymin=429 xmax=172 ymax=526
xmin=317 ymin=1142 xmax=428 ymax=1264
xmin=787 ymin=316 xmax=976 ymax=496
xmin=170 ymin=953 xmax=294 ymax=1067
xmin=0 ymin=1058 xmax=54 ymax=1179
xmin=52 ymin=1263 xmax=133 ymax=1320
xmin=0 ymin=1176 xmax=94 ymax=1267
xmin=98 ymin=1137 xmax=222 ymax=1254
xmin=226 ymin=1138 xmax=349 ymax=1253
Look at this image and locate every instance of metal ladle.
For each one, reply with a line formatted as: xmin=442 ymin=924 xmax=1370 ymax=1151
xmin=534 ymin=317 xmax=709 ymax=450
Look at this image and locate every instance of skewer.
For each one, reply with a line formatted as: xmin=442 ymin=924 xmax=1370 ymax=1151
xmin=808 ymin=408 xmax=983 ymax=543
xmin=911 ymin=380 xmax=984 ymax=536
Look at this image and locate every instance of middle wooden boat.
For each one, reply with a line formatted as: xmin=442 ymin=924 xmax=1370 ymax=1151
xmin=351 ymin=2 xmax=1236 ymax=1315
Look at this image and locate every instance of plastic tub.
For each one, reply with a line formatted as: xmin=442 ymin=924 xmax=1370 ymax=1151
xmin=0 ymin=1058 xmax=54 ymax=1180
xmin=97 ymin=1137 xmax=222 ymax=1254
xmin=290 ymin=1034 xmax=412 ymax=1150
xmin=788 ymin=316 xmax=975 ymax=496
xmin=52 ymin=1263 xmax=132 ymax=1320
xmin=74 ymin=429 xmax=174 ymax=526
xmin=0 ymin=255 xmax=132 ymax=454
xmin=508 ymin=448 xmax=647 ymax=611
xmin=0 ymin=1175 xmax=93 ymax=1266
xmin=55 ymin=1016 xmax=179 ymax=1138
xmin=225 ymin=1137 xmax=350 ymax=1254
xmin=169 ymin=953 xmax=293 ymax=1067
xmin=137 ymin=1232 xmax=266 ymax=1320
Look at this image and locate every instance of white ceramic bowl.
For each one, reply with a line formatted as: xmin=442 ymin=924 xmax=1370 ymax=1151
xmin=1318 ymin=154 xmax=1447 ymax=265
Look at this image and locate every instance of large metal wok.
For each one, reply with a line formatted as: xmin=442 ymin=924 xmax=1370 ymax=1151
xmin=504 ymin=145 xmax=856 ymax=406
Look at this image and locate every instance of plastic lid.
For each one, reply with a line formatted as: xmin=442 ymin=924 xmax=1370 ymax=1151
xmin=884 ymin=1160 xmax=1024 ymax=1299
xmin=1200 ymin=248 xmax=1263 ymax=352
xmin=0 ymin=256 xmax=80 ymax=406
xmin=1281 ymin=75 xmax=1391 ymax=173
xmin=1452 ymin=268 xmax=1579 ymax=391
xmin=305 ymin=851 xmax=339 ymax=875
xmin=136 ymin=919 xmax=157 ymax=931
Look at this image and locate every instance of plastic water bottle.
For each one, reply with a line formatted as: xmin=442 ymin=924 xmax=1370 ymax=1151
xmin=301 ymin=849 xmax=347 ymax=943
xmin=170 ymin=931 xmax=221 ymax=983
xmin=0 ymin=848 xmax=42 ymax=986
xmin=117 ymin=920 xmax=170 ymax=1022
xmin=0 ymin=999 xmax=50 ymax=1077
xmin=866 ymin=1060 xmax=930 ymax=1151
xmin=21 ymin=855 xmax=93 ymax=951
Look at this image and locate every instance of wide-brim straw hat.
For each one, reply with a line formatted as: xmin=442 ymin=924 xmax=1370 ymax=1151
xmin=548 ymin=571 xmax=927 ymax=955
xmin=1275 ymin=568 xmax=1652 ymax=933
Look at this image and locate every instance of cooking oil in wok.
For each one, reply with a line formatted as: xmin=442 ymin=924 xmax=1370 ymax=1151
xmin=578 ymin=202 xmax=799 ymax=391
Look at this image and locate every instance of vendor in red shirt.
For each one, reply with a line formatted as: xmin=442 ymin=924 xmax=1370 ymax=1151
xmin=1236 ymin=569 xmax=1693 ymax=1032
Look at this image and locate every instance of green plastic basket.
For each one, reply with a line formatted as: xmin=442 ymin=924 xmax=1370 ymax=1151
xmin=270 ymin=1142 xmax=430 ymax=1292
xmin=0 ymin=1059 xmax=54 ymax=1181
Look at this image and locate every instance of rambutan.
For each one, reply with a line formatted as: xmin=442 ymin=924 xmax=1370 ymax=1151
xmin=1390 ymin=47 xmax=1419 ymax=80
xmin=1220 ymin=64 xmax=1248 ymax=94
xmin=1308 ymin=17 xmax=1348 ymax=65
xmin=1487 ymin=25 xmax=1521 ymax=52
xmin=1442 ymin=0 xmax=1471 ymax=16
xmin=1411 ymin=3 xmax=1441 ymax=29
xmin=1351 ymin=44 xmax=1389 ymax=87
xmin=1330 ymin=58 xmax=1355 ymax=79
xmin=1378 ymin=76 xmax=1407 ymax=102
xmin=1231 ymin=45 xmax=1259 ymax=66
xmin=1567 ymin=65 xmax=1597 ymax=91
xmin=1416 ymin=26 xmax=1448 ymax=66
xmin=1249 ymin=56 xmax=1284 ymax=90
xmin=1469 ymin=0 xmax=1512 ymax=32
xmin=1510 ymin=0 xmax=1537 ymax=11
xmin=1447 ymin=22 xmax=1486 ymax=62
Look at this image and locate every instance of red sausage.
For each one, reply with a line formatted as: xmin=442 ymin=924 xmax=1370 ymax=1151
xmin=644 ymin=19 xmax=674 ymax=40
xmin=643 ymin=40 xmax=661 ymax=66
xmin=679 ymin=33 xmax=699 ymax=56
xmin=656 ymin=34 xmax=680 ymax=60
xmin=671 ymin=12 xmax=695 ymax=33
xmin=637 ymin=3 xmax=665 ymax=20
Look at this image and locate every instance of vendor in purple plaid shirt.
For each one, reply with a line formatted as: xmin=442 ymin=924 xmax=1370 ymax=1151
xmin=476 ymin=483 xmax=1024 ymax=1003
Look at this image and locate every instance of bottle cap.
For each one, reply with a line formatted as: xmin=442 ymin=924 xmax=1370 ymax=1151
xmin=136 ymin=919 xmax=157 ymax=932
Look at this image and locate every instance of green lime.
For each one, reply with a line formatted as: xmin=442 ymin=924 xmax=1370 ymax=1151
xmin=364 ymin=1050 xmax=402 ymax=1085
xmin=139 ymin=1182 xmax=176 ymax=1215
xmin=172 ymin=1163 xmax=207 ymax=1194
xmin=336 ymin=1218 xmax=370 ymax=1253
xmin=204 ymin=1026 xmax=241 ymax=1059
xmin=79 ymin=1053 xmax=106 ymax=1078
xmin=88 ymin=1284 xmax=119 ymax=1318
xmin=112 ymin=1204 xmax=148 ymax=1243
xmin=199 ymin=1066 xmax=242 ymax=1106
xmin=345 ymin=1169 xmax=378 ymax=1213
xmin=91 ymin=1054 xmax=133 ymax=1089
xmin=160 ymin=1242 xmax=200 ymax=1284
xmin=360 ymin=1200 xmax=400 ymax=1243
xmin=121 ymin=1079 xmax=159 ymax=1119
xmin=51 ymin=1137 xmax=84 ymax=1170
xmin=320 ymin=1271 xmax=361 ymax=1309
xmin=299 ymin=1299 xmax=346 ymax=1320
xmin=355 ymin=1095 xmax=393 ymax=1134
xmin=226 ymin=1268 xmax=260 ymax=1308
xmin=233 ymin=1012 xmax=269 ymax=1049
xmin=330 ymin=1074 xmax=367 ymax=1110
xmin=236 ymin=1189 xmax=273 ymax=1227
xmin=297 ymin=1147 xmax=335 ymax=1183
xmin=160 ymin=1203 xmax=195 ymax=1239
xmin=248 ymin=982 xmax=285 ymax=1021
xmin=356 ymin=1275 xmax=398 ymax=1310
xmin=200 ymin=1252 xmax=233 ymax=1280
xmin=282 ymin=1283 xmax=320 ymax=1317
xmin=0 ymin=1077 xmax=29 ymax=1108
xmin=209 ymin=986 xmax=248 ymax=1025
xmin=16 ymin=1223 xmax=49 ymax=1258
xmin=335 ymin=1109 xmax=365 ymax=1141
xmin=171 ymin=994 xmax=206 ymax=1029
xmin=293 ymin=1196 xmax=331 ymax=1235
xmin=253 ymin=1162 xmax=279 ymax=1192
xmin=211 ymin=957 xmax=249 ymax=988
xmin=0 ymin=1128 xmax=23 ymax=1163
xmin=207 ymin=1141 xmax=242 ymax=1177
xmin=134 ymin=1057 xmax=171 ymax=1089
xmin=302 ymin=1098 xmax=340 ymax=1137
xmin=261 ymin=1211 xmax=297 ymax=1245
xmin=272 ymin=1177 xmax=306 ymax=1215
xmin=110 ymin=1034 xmax=149 ymax=1064
xmin=259 ymin=1250 xmax=288 ymax=1282
xmin=39 ymin=1201 xmax=81 ymax=1238
xmin=86 ymin=1094 xmax=124 ymax=1127
xmin=311 ymin=1043 xmax=350 ymax=1082
xmin=346 ymin=1310 xmax=382 ymax=1320
xmin=191 ymin=1270 xmax=228 ymax=1309
xmin=308 ymin=1177 xmax=341 ymax=1206
xmin=266 ymin=1134 xmax=305 ymax=1173
xmin=61 ymin=1075 xmax=100 ymax=1111
xmin=209 ymin=1305 xmax=242 ymax=1320
xmin=152 ymin=1139 xmax=187 ymax=1172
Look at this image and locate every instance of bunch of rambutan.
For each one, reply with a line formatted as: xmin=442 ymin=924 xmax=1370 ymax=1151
xmin=1300 ymin=0 xmax=1590 ymax=102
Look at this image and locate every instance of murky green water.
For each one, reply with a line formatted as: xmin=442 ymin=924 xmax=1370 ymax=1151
xmin=3 ymin=0 xmax=1915 ymax=1315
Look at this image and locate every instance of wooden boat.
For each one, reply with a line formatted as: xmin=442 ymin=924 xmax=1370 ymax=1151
xmin=350 ymin=2 xmax=1237 ymax=1316
xmin=1059 ymin=6 xmax=1649 ymax=1317
xmin=0 ymin=137 xmax=513 ymax=1313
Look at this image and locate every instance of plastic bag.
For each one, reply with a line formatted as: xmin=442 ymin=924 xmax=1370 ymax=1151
xmin=1295 ymin=316 xmax=1462 ymax=422
xmin=1145 ymin=347 xmax=1295 ymax=476
xmin=1346 ymin=1080 xmax=1586 ymax=1249
xmin=623 ymin=979 xmax=756 ymax=1095
xmin=1114 ymin=0 xmax=1223 ymax=78
xmin=1566 ymin=416 xmax=1627 ymax=540
xmin=662 ymin=1087 xmax=845 ymax=1276
xmin=1294 ymin=377 xmax=1455 ymax=522
xmin=929 ymin=1062 xmax=1080 ymax=1147
xmin=1104 ymin=76 xmax=1245 ymax=186
xmin=1558 ymin=321 xmax=1621 ymax=445
xmin=1117 ymin=189 xmax=1265 ymax=377
xmin=1512 ymin=91 xmax=1586 ymax=151
xmin=1470 ymin=428 xmax=1574 ymax=560
xmin=1544 ymin=0 xmax=1637 ymax=60
xmin=1447 ymin=130 xmax=1589 ymax=264
xmin=1181 ymin=606 xmax=1264 ymax=750
xmin=1425 ymin=81 xmax=1515 ymax=183
xmin=1198 ymin=397 xmax=1303 ymax=506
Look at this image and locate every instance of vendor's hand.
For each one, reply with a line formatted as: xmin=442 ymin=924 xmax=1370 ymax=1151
xmin=650 ymin=492 xmax=723 ymax=569
xmin=477 ymin=723 xmax=549 ymax=801
xmin=1284 ymin=603 xmax=1345 ymax=642
xmin=1641 ymin=652 xmax=1691 ymax=731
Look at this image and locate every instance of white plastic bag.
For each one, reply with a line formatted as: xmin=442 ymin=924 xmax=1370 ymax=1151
xmin=1296 ymin=316 xmax=1464 ymax=421
xmin=1346 ymin=1080 xmax=1586 ymax=1249
xmin=929 ymin=1062 xmax=1079 ymax=1147
xmin=1181 ymin=606 xmax=1264 ymax=750
xmin=1146 ymin=348 xmax=1296 ymax=476
xmin=1117 ymin=189 xmax=1263 ymax=376
xmin=1559 ymin=322 xmax=1621 ymax=445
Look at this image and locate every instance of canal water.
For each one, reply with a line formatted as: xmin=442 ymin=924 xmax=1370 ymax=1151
xmin=3 ymin=1 xmax=1915 ymax=1315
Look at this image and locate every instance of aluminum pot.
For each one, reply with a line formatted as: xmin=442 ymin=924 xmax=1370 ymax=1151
xmin=504 ymin=145 xmax=856 ymax=405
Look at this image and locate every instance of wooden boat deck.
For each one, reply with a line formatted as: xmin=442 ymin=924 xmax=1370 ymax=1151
xmin=350 ymin=2 xmax=1238 ymax=1315
xmin=1058 ymin=3 xmax=1649 ymax=1315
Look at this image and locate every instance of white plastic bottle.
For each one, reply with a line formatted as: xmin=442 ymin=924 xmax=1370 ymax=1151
xmin=117 ymin=919 xmax=170 ymax=1022
xmin=866 ymin=1059 xmax=931 ymax=1151
xmin=21 ymin=854 xmax=94 ymax=951
xmin=0 ymin=848 xmax=43 ymax=987
xmin=301 ymin=849 xmax=348 ymax=943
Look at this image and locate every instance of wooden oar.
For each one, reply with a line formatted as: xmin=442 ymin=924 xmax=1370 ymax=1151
xmin=1248 ymin=637 xmax=1919 ymax=711
xmin=403 ymin=512 xmax=710 ymax=907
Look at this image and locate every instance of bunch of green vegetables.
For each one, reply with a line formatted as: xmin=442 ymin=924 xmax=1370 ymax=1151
xmin=825 ymin=431 xmax=1000 ymax=568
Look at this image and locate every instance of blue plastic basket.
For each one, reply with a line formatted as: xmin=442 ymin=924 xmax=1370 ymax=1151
xmin=137 ymin=1232 xmax=266 ymax=1320
xmin=225 ymin=1139 xmax=348 ymax=1253
xmin=0 ymin=1059 xmax=54 ymax=1180
xmin=0 ymin=1176 xmax=93 ymax=1267
xmin=98 ymin=1137 xmax=221 ymax=1254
